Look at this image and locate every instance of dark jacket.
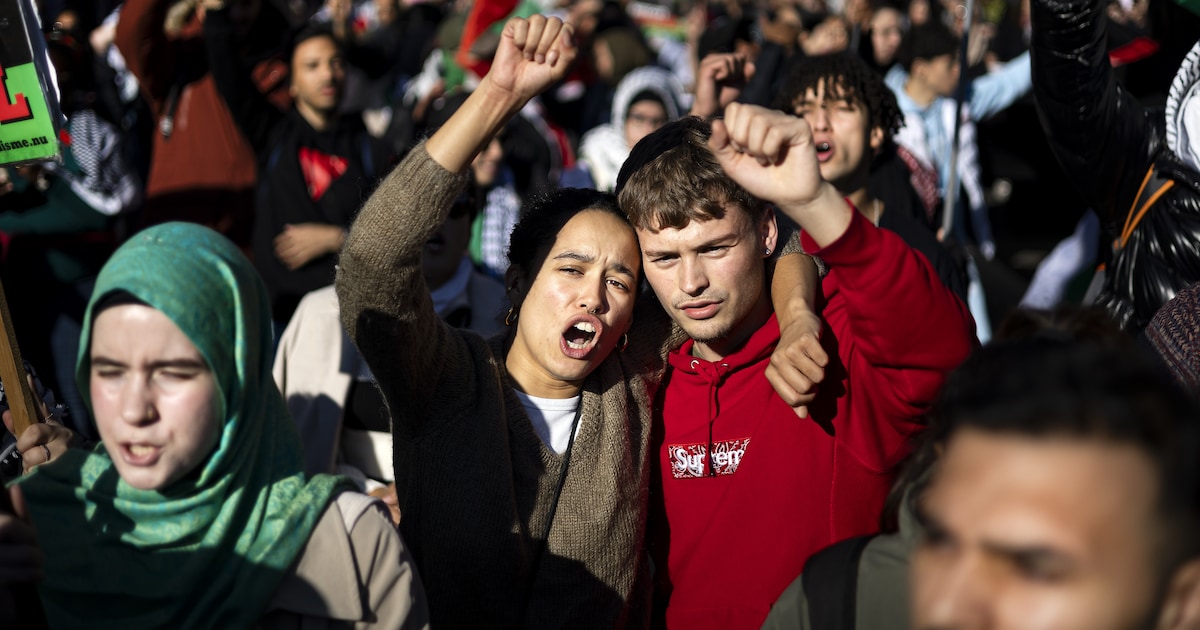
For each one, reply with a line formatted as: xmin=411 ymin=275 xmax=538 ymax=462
xmin=205 ymin=8 xmax=390 ymax=322
xmin=1031 ymin=0 xmax=1200 ymax=331
xmin=114 ymin=0 xmax=291 ymax=245
xmin=760 ymin=490 xmax=919 ymax=630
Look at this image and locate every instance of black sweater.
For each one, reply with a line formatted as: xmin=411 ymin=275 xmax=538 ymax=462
xmin=205 ymin=8 xmax=389 ymax=322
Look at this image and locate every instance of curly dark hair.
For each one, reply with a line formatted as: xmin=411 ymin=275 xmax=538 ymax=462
xmin=772 ymin=53 xmax=904 ymax=139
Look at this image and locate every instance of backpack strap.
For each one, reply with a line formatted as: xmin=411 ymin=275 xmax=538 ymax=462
xmin=802 ymin=535 xmax=876 ymax=630
xmin=1119 ymin=165 xmax=1176 ymax=249
xmin=1086 ymin=164 xmax=1176 ymax=305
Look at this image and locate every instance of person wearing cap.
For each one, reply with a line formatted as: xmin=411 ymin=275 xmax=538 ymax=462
xmin=616 ymin=105 xmax=975 ymax=628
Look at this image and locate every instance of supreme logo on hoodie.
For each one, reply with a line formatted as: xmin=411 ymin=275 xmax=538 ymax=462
xmin=668 ymin=437 xmax=751 ymax=478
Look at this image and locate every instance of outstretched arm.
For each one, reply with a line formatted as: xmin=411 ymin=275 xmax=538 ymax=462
xmin=712 ymin=103 xmax=974 ymax=468
xmin=113 ymin=0 xmax=178 ymax=106
xmin=336 ymin=16 xmax=576 ymax=434
xmin=424 ymin=17 xmax=575 ymax=173
xmin=201 ymin=0 xmax=283 ymax=154
xmin=1030 ymin=0 xmax=1153 ymax=221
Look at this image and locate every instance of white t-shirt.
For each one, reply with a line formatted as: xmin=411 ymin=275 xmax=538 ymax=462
xmin=515 ymin=392 xmax=582 ymax=456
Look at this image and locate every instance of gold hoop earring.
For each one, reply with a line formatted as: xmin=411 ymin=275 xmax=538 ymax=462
xmin=505 ymin=306 xmax=516 ymax=326
xmin=617 ymin=333 xmax=629 ymax=353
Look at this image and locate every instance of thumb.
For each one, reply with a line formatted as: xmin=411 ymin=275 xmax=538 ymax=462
xmin=2 ymin=410 xmax=13 ymax=437
xmin=743 ymin=60 xmax=757 ymax=83
xmin=708 ymin=118 xmax=734 ymax=158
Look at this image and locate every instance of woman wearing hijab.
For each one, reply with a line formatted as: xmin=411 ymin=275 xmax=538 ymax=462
xmin=14 ymin=222 xmax=428 ymax=629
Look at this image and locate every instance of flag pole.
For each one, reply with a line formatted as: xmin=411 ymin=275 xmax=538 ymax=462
xmin=942 ymin=0 xmax=977 ymax=237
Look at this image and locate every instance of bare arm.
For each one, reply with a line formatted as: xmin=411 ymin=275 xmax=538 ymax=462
xmin=425 ymin=17 xmax=576 ymax=174
xmin=768 ymin=252 xmax=827 ymax=418
xmin=336 ymin=16 xmax=576 ymax=435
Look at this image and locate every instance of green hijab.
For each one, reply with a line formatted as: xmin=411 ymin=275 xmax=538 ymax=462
xmin=16 ymin=222 xmax=348 ymax=628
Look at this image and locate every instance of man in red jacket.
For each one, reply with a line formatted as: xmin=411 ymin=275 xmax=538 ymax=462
xmin=616 ymin=104 xmax=975 ymax=628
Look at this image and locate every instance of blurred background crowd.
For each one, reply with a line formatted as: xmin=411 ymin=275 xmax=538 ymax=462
xmin=2 ymin=0 xmax=1199 ymax=440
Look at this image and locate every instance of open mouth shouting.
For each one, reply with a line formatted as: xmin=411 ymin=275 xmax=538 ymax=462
xmin=561 ymin=315 xmax=604 ymax=359
xmin=121 ymin=442 xmax=163 ymax=466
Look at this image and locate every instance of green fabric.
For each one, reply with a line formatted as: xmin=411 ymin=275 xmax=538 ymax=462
xmin=15 ymin=222 xmax=349 ymax=629
xmin=468 ymin=209 xmax=485 ymax=266
xmin=1174 ymin=0 xmax=1200 ymax=17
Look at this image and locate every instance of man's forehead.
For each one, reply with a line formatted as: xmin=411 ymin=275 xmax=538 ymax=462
xmin=927 ymin=429 xmax=1162 ymax=556
xmin=636 ymin=207 xmax=753 ymax=241
xmin=798 ymin=79 xmax=859 ymax=104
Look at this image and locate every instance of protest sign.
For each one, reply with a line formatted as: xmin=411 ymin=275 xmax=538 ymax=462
xmin=0 ymin=0 xmax=63 ymax=167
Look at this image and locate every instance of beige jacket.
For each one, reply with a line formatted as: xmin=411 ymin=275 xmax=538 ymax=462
xmin=275 ymin=274 xmax=506 ymax=480
xmin=259 ymin=491 xmax=429 ymax=629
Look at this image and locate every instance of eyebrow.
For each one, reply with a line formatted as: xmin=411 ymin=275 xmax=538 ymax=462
xmin=641 ymin=233 xmax=741 ymax=259
xmin=92 ymin=357 xmax=209 ymax=371
xmin=915 ymin=501 xmax=1077 ymax=570
xmin=980 ymin=541 xmax=1073 ymax=564
xmin=553 ymin=251 xmax=636 ymax=279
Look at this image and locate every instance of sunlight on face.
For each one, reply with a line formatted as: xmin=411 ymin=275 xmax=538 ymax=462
xmin=637 ymin=207 xmax=776 ymax=359
xmin=90 ymin=305 xmax=221 ymax=491
xmin=911 ymin=430 xmax=1163 ymax=630
xmin=506 ymin=210 xmax=641 ymax=398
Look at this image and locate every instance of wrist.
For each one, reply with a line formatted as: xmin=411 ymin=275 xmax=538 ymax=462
xmin=778 ymin=182 xmax=852 ymax=247
xmin=475 ymin=76 xmax=532 ymax=121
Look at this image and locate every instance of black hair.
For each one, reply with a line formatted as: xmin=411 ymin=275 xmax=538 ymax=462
xmin=626 ymin=90 xmax=666 ymax=118
xmin=92 ymin=290 xmax=148 ymax=317
xmin=932 ymin=338 xmax=1200 ymax=568
xmin=772 ymin=53 xmax=904 ymax=139
xmin=879 ymin=305 xmax=1130 ymax=532
xmin=697 ymin=15 xmax=757 ymax=59
xmin=506 ymin=188 xmax=632 ymax=289
xmin=287 ymin=22 xmax=340 ymax=62
xmin=897 ymin=21 xmax=958 ymax=72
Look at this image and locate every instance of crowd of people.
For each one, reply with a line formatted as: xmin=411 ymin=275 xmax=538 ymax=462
xmin=1 ymin=0 xmax=1199 ymax=627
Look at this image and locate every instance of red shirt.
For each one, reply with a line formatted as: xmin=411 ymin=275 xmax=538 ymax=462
xmin=652 ymin=211 xmax=976 ymax=628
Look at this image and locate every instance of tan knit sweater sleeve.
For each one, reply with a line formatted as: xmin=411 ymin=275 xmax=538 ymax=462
xmin=335 ymin=143 xmax=471 ymax=436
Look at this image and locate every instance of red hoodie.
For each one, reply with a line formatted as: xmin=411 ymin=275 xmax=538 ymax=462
xmin=652 ymin=210 xmax=975 ymax=629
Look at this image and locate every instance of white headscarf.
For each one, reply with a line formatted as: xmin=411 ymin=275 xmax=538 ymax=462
xmin=1166 ymin=38 xmax=1200 ymax=173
